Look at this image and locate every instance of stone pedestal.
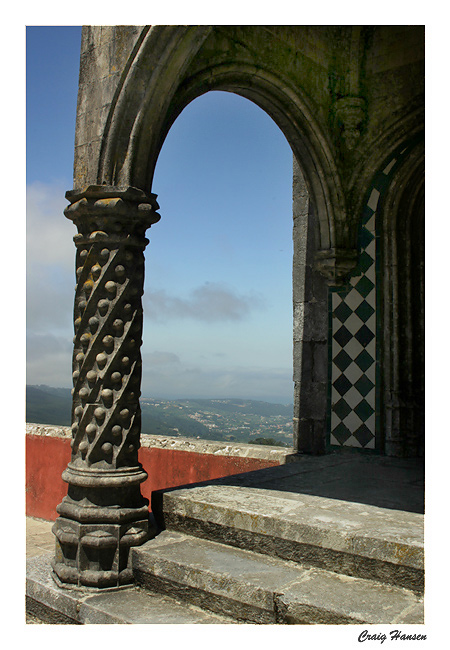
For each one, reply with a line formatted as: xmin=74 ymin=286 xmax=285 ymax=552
xmin=52 ymin=185 xmax=160 ymax=589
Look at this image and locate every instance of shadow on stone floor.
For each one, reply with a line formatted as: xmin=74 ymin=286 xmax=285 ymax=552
xmin=153 ymin=451 xmax=425 ymax=514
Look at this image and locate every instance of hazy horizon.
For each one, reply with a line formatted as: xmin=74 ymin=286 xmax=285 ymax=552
xmin=27 ymin=383 xmax=294 ymax=407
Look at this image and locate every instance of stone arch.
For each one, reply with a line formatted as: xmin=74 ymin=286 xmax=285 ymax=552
xmin=348 ymin=105 xmax=424 ymax=241
xmin=97 ymin=26 xmax=212 ymax=187
xmin=96 ymin=25 xmax=353 ymax=455
xmin=97 ymin=26 xmax=348 ymax=261
xmin=378 ymin=140 xmax=425 ymax=457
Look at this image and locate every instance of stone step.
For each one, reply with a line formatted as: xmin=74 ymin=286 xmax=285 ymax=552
xmin=153 ymin=482 xmax=424 ymax=593
xmin=132 ymin=530 xmax=423 ymax=625
xmin=26 ymin=554 xmax=234 ymax=624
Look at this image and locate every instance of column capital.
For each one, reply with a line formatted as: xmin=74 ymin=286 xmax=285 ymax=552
xmin=65 ymin=184 xmax=159 ymax=206
xmin=64 ymin=185 xmax=160 ymax=243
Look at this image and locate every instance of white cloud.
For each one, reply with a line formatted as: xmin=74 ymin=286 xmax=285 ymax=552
xmin=26 ymin=181 xmax=76 ymax=333
xmin=26 ymin=263 xmax=74 ymax=333
xmin=27 ymin=181 xmax=75 ymax=271
xmin=143 ymin=351 xmax=181 ymax=365
xmin=144 ymin=282 xmax=264 ymax=323
xmin=26 ymin=182 xmax=75 ymax=383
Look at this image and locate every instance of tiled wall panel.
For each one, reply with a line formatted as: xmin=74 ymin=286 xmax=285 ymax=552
xmin=328 ymin=146 xmax=412 ymax=450
xmin=329 ymin=197 xmax=378 ymax=449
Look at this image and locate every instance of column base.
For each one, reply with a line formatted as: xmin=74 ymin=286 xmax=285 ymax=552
xmin=52 ymin=481 xmax=153 ymax=589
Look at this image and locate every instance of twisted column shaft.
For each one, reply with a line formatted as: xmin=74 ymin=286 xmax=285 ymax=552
xmin=52 ymin=186 xmax=160 ymax=589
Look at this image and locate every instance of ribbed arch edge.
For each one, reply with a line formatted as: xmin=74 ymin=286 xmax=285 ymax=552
xmin=97 ymin=26 xmax=348 ymax=255
xmin=377 ymin=141 xmax=425 ymax=456
xmin=348 ymin=106 xmax=424 ymax=244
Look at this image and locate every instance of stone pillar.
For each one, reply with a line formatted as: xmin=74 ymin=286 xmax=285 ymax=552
xmin=52 ymin=185 xmax=160 ymax=589
xmin=292 ymin=160 xmax=329 ymax=455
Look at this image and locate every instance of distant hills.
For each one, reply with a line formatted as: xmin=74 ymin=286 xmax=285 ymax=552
xmin=26 ymin=385 xmax=72 ymax=426
xmin=180 ymin=398 xmax=292 ymax=418
xmin=26 ymin=386 xmax=293 ymax=446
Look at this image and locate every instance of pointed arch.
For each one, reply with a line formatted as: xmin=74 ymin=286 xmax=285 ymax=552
xmin=97 ymin=26 xmax=348 ymax=256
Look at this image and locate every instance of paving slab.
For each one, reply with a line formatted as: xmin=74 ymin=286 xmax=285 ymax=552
xmin=161 ymin=483 xmax=423 ymax=562
xmin=26 ymin=517 xmax=54 ymax=558
xmin=26 ymin=554 xmax=234 ymax=624
xmin=134 ymin=529 xmax=308 ymax=623
xmin=132 ymin=530 xmax=424 ymax=625
xmin=265 ymin=455 xmax=424 ymax=514
xmin=277 ymin=569 xmax=424 ymax=625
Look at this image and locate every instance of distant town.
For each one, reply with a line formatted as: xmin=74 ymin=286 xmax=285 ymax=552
xmin=26 ymin=386 xmax=294 ymax=447
xmin=140 ymin=397 xmax=293 ymax=446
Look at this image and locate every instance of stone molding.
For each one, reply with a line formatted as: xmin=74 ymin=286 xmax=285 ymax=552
xmin=347 ymin=106 xmax=424 ymax=232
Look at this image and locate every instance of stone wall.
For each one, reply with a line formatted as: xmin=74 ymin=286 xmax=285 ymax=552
xmin=74 ymin=25 xmax=145 ymax=188
xmin=26 ymin=424 xmax=289 ymax=521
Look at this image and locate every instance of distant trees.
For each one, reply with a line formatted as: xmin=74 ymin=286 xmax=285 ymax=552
xmin=251 ymin=437 xmax=289 ymax=447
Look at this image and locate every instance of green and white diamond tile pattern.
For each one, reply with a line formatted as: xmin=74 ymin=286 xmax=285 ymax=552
xmin=330 ymin=190 xmax=379 ymax=449
xmin=328 ymin=146 xmax=414 ymax=450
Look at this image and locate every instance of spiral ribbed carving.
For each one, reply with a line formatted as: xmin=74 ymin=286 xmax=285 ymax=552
xmin=52 ymin=186 xmax=159 ymax=589
xmin=64 ymin=186 xmax=160 ymax=473
xmin=71 ymin=243 xmax=142 ymax=468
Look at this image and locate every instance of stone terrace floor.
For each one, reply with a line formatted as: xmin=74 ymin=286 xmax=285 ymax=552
xmin=27 ymin=517 xmax=54 ymax=559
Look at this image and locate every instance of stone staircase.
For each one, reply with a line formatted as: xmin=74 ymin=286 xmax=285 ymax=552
xmin=131 ymin=480 xmax=424 ymax=625
xmin=26 ymin=460 xmax=424 ymax=625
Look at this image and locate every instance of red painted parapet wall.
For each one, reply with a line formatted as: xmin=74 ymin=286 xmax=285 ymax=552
xmin=26 ymin=424 xmax=290 ymax=521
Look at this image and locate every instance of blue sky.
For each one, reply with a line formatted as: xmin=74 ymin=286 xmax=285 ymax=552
xmin=26 ymin=25 xmax=295 ymax=403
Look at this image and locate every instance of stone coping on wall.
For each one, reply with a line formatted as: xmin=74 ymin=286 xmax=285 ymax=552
xmin=26 ymin=423 xmax=72 ymax=439
xmin=25 ymin=423 xmax=292 ymax=463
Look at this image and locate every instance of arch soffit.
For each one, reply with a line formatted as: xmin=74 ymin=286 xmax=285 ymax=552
xmin=98 ymin=26 xmax=348 ymax=253
xmin=377 ymin=137 xmax=424 ymax=380
xmin=153 ymin=63 xmax=349 ymax=252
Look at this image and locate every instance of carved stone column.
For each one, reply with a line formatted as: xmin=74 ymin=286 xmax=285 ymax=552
xmin=52 ymin=185 xmax=160 ymax=589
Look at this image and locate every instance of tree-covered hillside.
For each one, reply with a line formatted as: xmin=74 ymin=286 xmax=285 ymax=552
xmin=26 ymin=387 xmax=293 ymax=446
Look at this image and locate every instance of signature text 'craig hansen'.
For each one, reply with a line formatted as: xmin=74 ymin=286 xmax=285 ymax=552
xmin=358 ymin=630 xmax=426 ymax=644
